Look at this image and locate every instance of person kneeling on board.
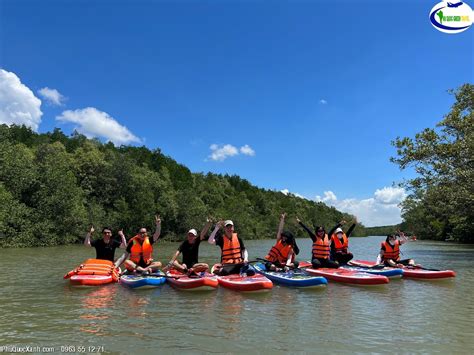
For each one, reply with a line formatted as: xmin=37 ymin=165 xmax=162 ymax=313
xmin=115 ymin=215 xmax=163 ymax=274
xmin=264 ymin=213 xmax=299 ymax=271
xmin=164 ymin=218 xmax=213 ymax=275
xmin=208 ymin=220 xmax=255 ymax=276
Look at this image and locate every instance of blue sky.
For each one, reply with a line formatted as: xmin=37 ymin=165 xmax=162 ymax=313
xmin=1 ymin=0 xmax=472 ymax=226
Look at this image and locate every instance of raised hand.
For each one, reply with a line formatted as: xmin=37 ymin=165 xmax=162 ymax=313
xmin=118 ymin=229 xmax=125 ymax=237
xmin=89 ymin=226 xmax=95 ymax=234
xmin=280 ymin=212 xmax=287 ymax=220
xmin=296 ymin=217 xmax=301 ymax=223
xmin=155 ymin=214 xmax=161 ymax=225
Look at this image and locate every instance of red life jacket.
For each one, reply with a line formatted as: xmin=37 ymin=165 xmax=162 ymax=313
xmin=265 ymin=240 xmax=293 ymax=264
xmin=381 ymin=240 xmax=400 ymax=261
xmin=312 ymin=234 xmax=330 ymax=259
xmin=129 ymin=235 xmax=153 ymax=265
xmin=221 ymin=233 xmax=243 ymax=264
xmin=331 ymin=232 xmax=349 ymax=253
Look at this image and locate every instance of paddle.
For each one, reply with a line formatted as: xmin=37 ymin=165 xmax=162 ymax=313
xmin=346 ymin=261 xmax=385 ymax=270
xmin=403 ymin=264 xmax=442 ymax=272
xmin=255 ymin=258 xmax=307 ymax=273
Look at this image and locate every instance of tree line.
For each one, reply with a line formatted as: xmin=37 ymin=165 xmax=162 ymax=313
xmin=0 ymin=124 xmax=365 ymax=247
xmin=392 ymin=83 xmax=473 ymax=243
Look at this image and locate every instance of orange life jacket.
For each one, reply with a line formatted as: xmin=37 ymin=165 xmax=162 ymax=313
xmin=221 ymin=233 xmax=243 ymax=264
xmin=381 ymin=240 xmax=400 ymax=261
xmin=64 ymin=259 xmax=120 ymax=282
xmin=265 ymin=240 xmax=293 ymax=264
xmin=312 ymin=234 xmax=330 ymax=259
xmin=129 ymin=235 xmax=153 ymax=265
xmin=331 ymin=232 xmax=349 ymax=253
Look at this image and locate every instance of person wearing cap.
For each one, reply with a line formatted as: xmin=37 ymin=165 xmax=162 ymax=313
xmin=330 ymin=219 xmax=357 ymax=265
xmin=84 ymin=225 xmax=127 ymax=262
xmin=164 ymin=218 xmax=213 ymax=274
xmin=114 ymin=215 xmax=163 ymax=273
xmin=208 ymin=219 xmax=254 ymax=276
xmin=264 ymin=213 xmax=300 ymax=271
xmin=377 ymin=231 xmax=416 ymax=267
xmin=296 ymin=217 xmax=339 ymax=268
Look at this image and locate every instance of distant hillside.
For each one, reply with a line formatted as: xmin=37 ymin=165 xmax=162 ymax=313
xmin=358 ymin=225 xmax=401 ymax=237
xmin=0 ymin=124 xmax=361 ymax=247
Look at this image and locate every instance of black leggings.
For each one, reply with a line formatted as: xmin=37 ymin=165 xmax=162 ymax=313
xmin=265 ymin=261 xmax=300 ymax=270
xmin=383 ymin=259 xmax=413 ymax=266
xmin=311 ymin=258 xmax=339 ymax=268
xmin=216 ymin=263 xmax=255 ymax=276
xmin=333 ymin=252 xmax=353 ymax=265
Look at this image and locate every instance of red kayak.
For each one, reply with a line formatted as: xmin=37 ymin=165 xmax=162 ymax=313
xmin=217 ymin=274 xmax=273 ymax=292
xmin=166 ymin=269 xmax=218 ymax=291
xmin=300 ymin=261 xmax=389 ymax=286
xmin=351 ymin=260 xmax=456 ymax=280
xmin=64 ymin=259 xmax=119 ymax=286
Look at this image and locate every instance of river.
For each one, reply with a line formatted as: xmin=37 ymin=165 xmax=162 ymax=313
xmin=0 ymin=236 xmax=473 ymax=354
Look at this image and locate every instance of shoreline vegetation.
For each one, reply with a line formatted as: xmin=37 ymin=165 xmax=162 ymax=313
xmin=0 ymin=124 xmax=368 ymax=248
xmin=0 ymin=84 xmax=471 ymax=247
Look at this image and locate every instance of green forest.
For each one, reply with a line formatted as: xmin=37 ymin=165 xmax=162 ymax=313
xmin=0 ymin=124 xmax=364 ymax=247
xmin=1 ymin=84 xmax=471 ymax=247
xmin=392 ymin=84 xmax=473 ymax=243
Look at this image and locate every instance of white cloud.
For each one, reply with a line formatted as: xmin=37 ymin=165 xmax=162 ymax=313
xmin=315 ymin=191 xmax=337 ymax=203
xmin=281 ymin=189 xmax=306 ymax=199
xmin=0 ymin=69 xmax=42 ymax=131
xmin=208 ymin=144 xmax=239 ymax=161
xmin=56 ymin=107 xmax=141 ymax=146
xmin=240 ymin=144 xmax=255 ymax=156
xmin=374 ymin=186 xmax=406 ymax=204
xmin=315 ymin=186 xmax=407 ymax=227
xmin=319 ymin=99 xmax=327 ymax=105
xmin=208 ymin=144 xmax=256 ymax=162
xmin=38 ymin=87 xmax=66 ymax=106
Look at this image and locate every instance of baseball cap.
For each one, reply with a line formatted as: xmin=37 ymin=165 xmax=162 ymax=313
xmin=224 ymin=220 xmax=234 ymax=227
xmin=188 ymin=229 xmax=198 ymax=236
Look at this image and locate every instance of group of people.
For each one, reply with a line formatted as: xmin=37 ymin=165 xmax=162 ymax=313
xmin=83 ymin=213 xmax=415 ymax=276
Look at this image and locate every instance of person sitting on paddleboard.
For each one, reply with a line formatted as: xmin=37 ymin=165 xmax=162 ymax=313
xmin=264 ymin=213 xmax=299 ymax=271
xmin=114 ymin=215 xmax=163 ymax=274
xmin=296 ymin=217 xmax=339 ymax=269
xmin=164 ymin=218 xmax=213 ymax=275
xmin=84 ymin=226 xmax=127 ymax=262
xmin=208 ymin=219 xmax=255 ymax=276
xmin=376 ymin=232 xmax=415 ymax=267
xmin=330 ymin=219 xmax=357 ymax=265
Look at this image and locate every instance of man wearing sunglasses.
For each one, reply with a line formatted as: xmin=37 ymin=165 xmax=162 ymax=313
xmin=115 ymin=215 xmax=163 ymax=274
xmin=84 ymin=226 xmax=127 ymax=262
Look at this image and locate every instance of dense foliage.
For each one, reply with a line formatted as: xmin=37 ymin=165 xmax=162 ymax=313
xmin=392 ymin=84 xmax=474 ymax=243
xmin=359 ymin=225 xmax=400 ymax=237
xmin=0 ymin=125 xmax=361 ymax=247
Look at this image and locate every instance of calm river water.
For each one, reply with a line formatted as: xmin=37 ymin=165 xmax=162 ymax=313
xmin=0 ymin=236 xmax=473 ymax=354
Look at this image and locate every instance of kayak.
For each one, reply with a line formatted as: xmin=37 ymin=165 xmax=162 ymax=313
xmin=120 ymin=271 xmax=166 ymax=289
xmin=342 ymin=265 xmax=403 ymax=279
xmin=64 ymin=259 xmax=119 ymax=286
xmin=350 ymin=260 xmax=456 ymax=280
xmin=217 ymin=274 xmax=273 ymax=292
xmin=252 ymin=263 xmax=327 ymax=288
xmin=166 ymin=269 xmax=218 ymax=291
xmin=300 ymin=261 xmax=389 ymax=285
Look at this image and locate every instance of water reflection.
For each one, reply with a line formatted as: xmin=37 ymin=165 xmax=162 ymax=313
xmin=78 ymin=285 xmax=116 ymax=336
